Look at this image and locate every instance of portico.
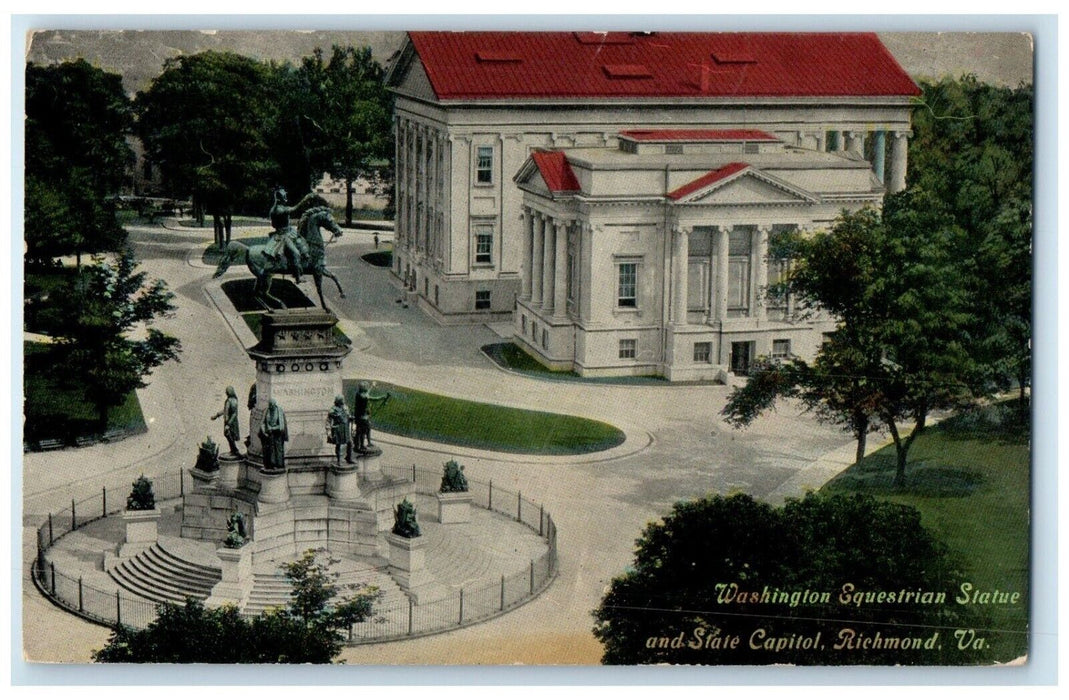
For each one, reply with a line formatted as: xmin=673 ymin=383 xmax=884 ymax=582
xmin=513 ymin=129 xmax=884 ymax=381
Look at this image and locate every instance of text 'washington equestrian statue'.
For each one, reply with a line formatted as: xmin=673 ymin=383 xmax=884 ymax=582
xmin=213 ymin=188 xmax=347 ymax=310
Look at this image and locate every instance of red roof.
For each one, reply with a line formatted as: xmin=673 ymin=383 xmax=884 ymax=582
xmin=531 ymin=151 xmax=581 ymax=193
xmin=668 ymin=162 xmax=750 ymax=200
xmin=406 ymin=32 xmax=920 ymax=100
xmin=620 ymin=129 xmax=778 ymax=142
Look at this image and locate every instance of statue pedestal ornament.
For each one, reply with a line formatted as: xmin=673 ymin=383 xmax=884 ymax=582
xmin=206 ymin=543 xmax=254 ymax=608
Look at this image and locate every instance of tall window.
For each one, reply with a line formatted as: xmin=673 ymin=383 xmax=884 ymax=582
xmin=476 ymin=145 xmax=494 ymax=184
xmin=474 ymin=224 xmax=493 ymax=265
xmin=728 ymin=228 xmax=752 ymax=318
xmin=617 ymin=262 xmax=638 ymax=308
xmin=475 ymin=290 xmax=491 ymax=310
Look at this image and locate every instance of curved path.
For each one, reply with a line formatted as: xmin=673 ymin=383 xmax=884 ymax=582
xmin=22 ymin=221 xmax=857 ymax=664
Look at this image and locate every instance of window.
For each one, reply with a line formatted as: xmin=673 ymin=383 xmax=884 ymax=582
xmin=728 ymin=228 xmax=753 ymax=317
xmin=475 ymin=225 xmax=493 ymax=265
xmin=532 ymin=321 xmax=539 ymax=341
xmin=619 ymin=339 xmax=637 ymax=359
xmin=521 ymin=314 xmax=527 ymax=334
xmin=475 ymin=290 xmax=491 ymax=310
xmin=693 ymin=342 xmax=711 ymax=363
xmin=424 ymin=277 xmax=429 ymax=296
xmin=772 ymin=339 xmax=791 ymax=359
xmin=617 ymin=262 xmax=638 ymax=308
xmin=744 ymin=143 xmax=760 ymax=154
xmin=476 ymin=146 xmax=494 ymax=184
xmin=435 ymin=285 xmax=440 ymax=307
xmin=541 ymin=329 xmax=548 ymax=349
xmin=665 ymin=143 xmax=683 ymax=155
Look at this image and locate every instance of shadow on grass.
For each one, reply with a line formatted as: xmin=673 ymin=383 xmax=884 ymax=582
xmin=936 ymin=401 xmax=1031 ymax=446
xmin=361 ymin=250 xmax=392 ymax=268
xmin=23 ymin=342 xmax=147 ymax=448
xmin=220 ymin=278 xmax=315 ymax=313
xmin=202 ymin=236 xmax=270 ymax=265
xmin=481 ymin=342 xmax=670 ymax=386
xmin=824 ymin=452 xmax=984 ymax=498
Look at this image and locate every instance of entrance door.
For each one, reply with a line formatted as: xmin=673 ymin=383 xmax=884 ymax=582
xmin=730 ymin=341 xmax=754 ymax=376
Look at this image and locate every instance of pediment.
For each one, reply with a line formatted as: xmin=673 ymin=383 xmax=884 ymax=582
xmin=674 ymin=168 xmax=817 ymax=206
xmin=515 ymin=159 xmax=553 ymax=197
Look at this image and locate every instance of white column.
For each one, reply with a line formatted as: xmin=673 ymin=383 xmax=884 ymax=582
xmin=888 ymin=131 xmax=909 ymax=193
xmin=873 ymin=130 xmax=887 ymax=183
xmin=671 ymin=226 xmax=690 ymax=325
xmin=542 ymin=216 xmax=555 ymax=312
xmin=521 ymin=208 xmax=533 ymax=299
xmin=553 ymin=221 xmax=568 ymax=317
xmin=754 ymin=226 xmax=770 ymax=323
xmin=531 ymin=213 xmax=544 ymax=304
xmin=845 ymin=130 xmax=864 ymax=158
xmin=715 ymin=227 xmax=730 ymax=322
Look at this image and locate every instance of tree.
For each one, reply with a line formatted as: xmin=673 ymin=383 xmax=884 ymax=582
xmin=293 ymin=45 xmax=394 ymax=225
xmin=93 ymin=549 xmax=378 ymax=663
xmin=724 ymin=194 xmax=978 ymax=487
xmin=135 ymin=51 xmax=277 ymax=247
xmin=592 ymin=492 xmax=985 ymax=665
xmin=25 ymin=59 xmax=133 ymax=266
xmin=909 ymin=76 xmax=1032 ymax=407
xmin=48 ymin=249 xmax=181 ymax=430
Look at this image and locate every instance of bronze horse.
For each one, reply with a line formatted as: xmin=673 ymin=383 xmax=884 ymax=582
xmin=213 ymin=206 xmax=346 ymax=310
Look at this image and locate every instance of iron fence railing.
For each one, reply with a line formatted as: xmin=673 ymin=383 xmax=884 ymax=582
xmin=32 ymin=464 xmax=557 ymax=645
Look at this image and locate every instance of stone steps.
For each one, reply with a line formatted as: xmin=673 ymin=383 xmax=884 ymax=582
xmin=108 ymin=543 xmax=221 ymax=605
xmin=242 ymin=564 xmax=408 ymax=617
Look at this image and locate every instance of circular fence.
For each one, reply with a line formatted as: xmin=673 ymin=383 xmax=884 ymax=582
xmin=32 ymin=464 xmax=558 ymax=643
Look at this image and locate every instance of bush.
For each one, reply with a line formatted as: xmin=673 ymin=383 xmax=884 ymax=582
xmin=592 ymin=492 xmax=987 ymax=665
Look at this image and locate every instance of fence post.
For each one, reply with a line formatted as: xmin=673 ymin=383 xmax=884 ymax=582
xmin=102 ymin=486 xmax=107 ymax=516
xmin=488 ymin=480 xmax=493 ymax=511
xmin=529 ymin=560 xmax=534 ymax=595
xmin=116 ymin=590 xmax=122 ymax=626
xmin=412 ymin=463 xmax=416 ymax=483
xmin=500 ymin=575 xmax=505 ymax=611
xmin=408 ymin=598 xmax=414 ymax=636
xmin=539 ymin=504 xmax=544 ymax=536
xmin=458 ymin=588 xmax=464 ymax=625
xmin=180 ymin=470 xmax=185 ymax=497
xmin=50 ymin=562 xmax=56 ymax=596
xmin=78 ymin=577 xmax=84 ymax=612
xmin=48 ymin=513 xmax=53 ymax=546
xmin=71 ymin=498 xmax=77 ymax=531
xmin=517 ymin=492 xmax=522 ymax=523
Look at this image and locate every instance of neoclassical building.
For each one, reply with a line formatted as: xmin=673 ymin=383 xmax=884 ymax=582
xmin=385 ymin=31 xmax=918 ymax=328
xmin=514 ymin=129 xmax=884 ymax=379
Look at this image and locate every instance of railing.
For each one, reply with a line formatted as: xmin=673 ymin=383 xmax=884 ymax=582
xmin=31 ymin=465 xmax=558 ymax=645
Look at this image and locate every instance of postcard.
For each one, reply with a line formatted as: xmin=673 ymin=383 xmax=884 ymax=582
xmin=18 ymin=25 xmax=1040 ymax=673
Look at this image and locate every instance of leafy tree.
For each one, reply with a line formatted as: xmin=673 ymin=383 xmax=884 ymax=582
xmin=725 ymin=194 xmax=977 ymax=487
xmin=909 ymin=76 xmax=1032 ymax=407
xmin=47 ymin=249 xmax=181 ymax=430
xmin=25 ymin=60 xmax=133 ymax=266
xmin=92 ymin=549 xmax=378 ymax=663
xmin=592 ymin=492 xmax=985 ymax=665
xmin=294 ymin=45 xmax=394 ymax=225
xmin=135 ymin=51 xmax=277 ymax=246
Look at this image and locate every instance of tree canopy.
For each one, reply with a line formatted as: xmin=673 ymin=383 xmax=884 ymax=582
xmin=47 ymin=249 xmax=181 ymax=430
xmin=25 ymin=59 xmax=133 ymax=265
xmin=93 ymin=550 xmax=378 ymax=663
xmin=593 ymin=492 xmax=985 ymax=665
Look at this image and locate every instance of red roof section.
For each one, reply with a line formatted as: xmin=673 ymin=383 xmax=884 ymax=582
xmin=406 ymin=32 xmax=920 ymax=99
xmin=667 ymin=162 xmax=750 ymax=200
xmin=531 ymin=151 xmax=582 ymax=193
xmin=620 ymin=129 xmax=778 ymax=142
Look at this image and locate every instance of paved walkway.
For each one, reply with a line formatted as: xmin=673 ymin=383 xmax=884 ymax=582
xmin=21 ymin=221 xmax=863 ymax=665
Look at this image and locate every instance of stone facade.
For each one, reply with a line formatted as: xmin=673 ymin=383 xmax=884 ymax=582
xmin=385 ymin=32 xmax=917 ymax=325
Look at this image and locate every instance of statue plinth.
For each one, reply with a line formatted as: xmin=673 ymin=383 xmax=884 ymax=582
xmin=246 ymin=309 xmax=351 ymax=468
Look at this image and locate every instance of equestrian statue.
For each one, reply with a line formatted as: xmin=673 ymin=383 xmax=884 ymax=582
xmin=213 ymin=187 xmax=347 ymax=310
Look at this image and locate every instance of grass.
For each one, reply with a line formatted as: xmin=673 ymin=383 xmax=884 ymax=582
xmin=24 ymin=266 xmax=79 ymax=335
xmin=343 ymin=379 xmax=626 ymax=455
xmin=220 ymin=278 xmax=314 ymax=313
xmin=821 ymin=402 xmax=1030 ymax=663
xmin=361 ymin=250 xmax=392 ymax=268
xmin=202 ymin=236 xmax=270 ymax=265
xmin=23 ymin=341 xmax=147 ymax=446
xmin=482 ymin=342 xmax=670 ymax=386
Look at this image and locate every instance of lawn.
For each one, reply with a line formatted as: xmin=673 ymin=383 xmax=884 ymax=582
xmin=23 ymin=341 xmax=147 ymax=447
xmin=24 ymin=266 xmax=78 ymax=336
xmin=342 ymin=379 xmax=626 ymax=455
xmin=202 ymin=236 xmax=270 ymax=265
xmin=482 ymin=342 xmax=670 ymax=386
xmin=821 ymin=403 xmax=1030 ymax=663
xmin=361 ymin=250 xmax=392 ymax=268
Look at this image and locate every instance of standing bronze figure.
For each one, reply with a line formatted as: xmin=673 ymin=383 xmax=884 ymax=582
xmin=258 ymin=398 xmax=289 ymax=473
xmin=211 ymin=386 xmax=241 ymax=455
